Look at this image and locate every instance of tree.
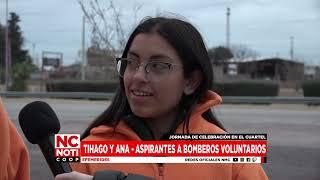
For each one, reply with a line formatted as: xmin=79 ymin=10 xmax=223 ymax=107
xmin=8 ymin=12 xmax=31 ymax=65
xmin=0 ymin=24 xmax=5 ymax=80
xmin=230 ymin=44 xmax=259 ymax=61
xmin=0 ymin=12 xmax=34 ymax=90
xmin=78 ymin=0 xmax=143 ymax=56
xmin=208 ymin=46 xmax=233 ymax=65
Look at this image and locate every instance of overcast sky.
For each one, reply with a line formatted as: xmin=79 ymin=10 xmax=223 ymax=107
xmin=0 ymin=0 xmax=319 ymax=65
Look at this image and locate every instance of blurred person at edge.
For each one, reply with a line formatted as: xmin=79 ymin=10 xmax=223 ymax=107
xmin=55 ymin=16 xmax=268 ymax=180
xmin=0 ymin=98 xmax=30 ymax=180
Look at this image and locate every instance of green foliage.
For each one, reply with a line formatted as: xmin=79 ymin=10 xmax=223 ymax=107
xmin=212 ymin=81 xmax=279 ymax=96
xmin=303 ymin=81 xmax=320 ymax=97
xmin=46 ymin=80 xmax=119 ymax=93
xmin=0 ymin=24 xmax=5 ymax=83
xmin=10 ymin=61 xmax=34 ymax=91
xmin=0 ymin=24 xmax=4 ymax=65
xmin=0 ymin=12 xmax=29 ymax=68
xmin=0 ymin=12 xmax=34 ymax=88
xmin=8 ymin=12 xmax=31 ymax=66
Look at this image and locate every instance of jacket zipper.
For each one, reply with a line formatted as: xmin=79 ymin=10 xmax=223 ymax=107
xmin=158 ymin=163 xmax=164 ymax=179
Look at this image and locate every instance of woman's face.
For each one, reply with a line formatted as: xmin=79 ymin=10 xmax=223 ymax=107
xmin=124 ymin=33 xmax=189 ymax=119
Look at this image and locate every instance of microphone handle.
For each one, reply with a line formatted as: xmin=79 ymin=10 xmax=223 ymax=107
xmin=38 ymin=136 xmax=72 ymax=176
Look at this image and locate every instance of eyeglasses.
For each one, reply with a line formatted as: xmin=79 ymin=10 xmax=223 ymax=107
xmin=116 ymin=57 xmax=182 ymax=82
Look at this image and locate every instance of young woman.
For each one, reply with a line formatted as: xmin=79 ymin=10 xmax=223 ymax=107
xmin=56 ymin=17 xmax=268 ymax=180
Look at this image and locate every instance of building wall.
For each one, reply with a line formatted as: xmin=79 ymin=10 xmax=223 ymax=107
xmin=282 ymin=61 xmax=304 ymax=88
xmin=212 ymin=65 xmax=223 ymax=82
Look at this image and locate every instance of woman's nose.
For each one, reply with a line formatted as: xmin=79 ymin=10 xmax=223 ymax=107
xmin=132 ymin=65 xmax=149 ymax=82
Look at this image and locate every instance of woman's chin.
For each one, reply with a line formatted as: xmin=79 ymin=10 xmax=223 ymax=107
xmin=131 ymin=108 xmax=154 ymax=118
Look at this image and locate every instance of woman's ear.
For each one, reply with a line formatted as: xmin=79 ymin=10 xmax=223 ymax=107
xmin=183 ymin=70 xmax=203 ymax=95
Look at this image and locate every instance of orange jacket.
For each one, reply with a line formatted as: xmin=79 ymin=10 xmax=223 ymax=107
xmin=0 ymin=98 xmax=30 ymax=180
xmin=72 ymin=91 xmax=268 ymax=180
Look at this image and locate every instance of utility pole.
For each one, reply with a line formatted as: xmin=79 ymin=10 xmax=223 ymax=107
xmin=32 ymin=43 xmax=36 ymax=65
xmin=226 ymin=7 xmax=230 ymax=49
xmin=290 ymin=36 xmax=294 ymax=61
xmin=4 ymin=0 xmax=11 ymax=91
xmin=81 ymin=16 xmax=86 ymax=80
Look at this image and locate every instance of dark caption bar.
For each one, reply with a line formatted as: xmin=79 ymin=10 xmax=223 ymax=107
xmin=168 ymin=134 xmax=267 ymax=140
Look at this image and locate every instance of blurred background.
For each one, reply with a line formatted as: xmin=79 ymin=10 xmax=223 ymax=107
xmin=0 ymin=0 xmax=319 ymax=179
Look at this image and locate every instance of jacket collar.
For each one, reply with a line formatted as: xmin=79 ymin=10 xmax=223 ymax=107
xmin=176 ymin=90 xmax=222 ymax=133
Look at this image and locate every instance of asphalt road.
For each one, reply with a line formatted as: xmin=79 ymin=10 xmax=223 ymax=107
xmin=2 ymin=98 xmax=320 ymax=180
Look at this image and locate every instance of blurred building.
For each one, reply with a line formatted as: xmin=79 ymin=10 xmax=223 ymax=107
xmin=213 ymin=58 xmax=304 ymax=88
xmin=46 ymin=47 xmax=120 ymax=81
xmin=238 ymin=58 xmax=304 ymax=81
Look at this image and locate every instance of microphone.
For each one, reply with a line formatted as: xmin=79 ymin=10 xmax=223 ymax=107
xmin=19 ymin=101 xmax=72 ymax=177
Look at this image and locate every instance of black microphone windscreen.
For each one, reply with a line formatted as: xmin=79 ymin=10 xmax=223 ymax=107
xmin=19 ymin=101 xmax=60 ymax=144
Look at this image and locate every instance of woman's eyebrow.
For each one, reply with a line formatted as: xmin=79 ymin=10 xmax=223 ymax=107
xmin=150 ymin=54 xmax=172 ymax=60
xmin=128 ymin=51 xmax=172 ymax=61
xmin=127 ymin=51 xmax=139 ymax=58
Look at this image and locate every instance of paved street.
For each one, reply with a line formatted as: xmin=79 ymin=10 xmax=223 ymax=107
xmin=2 ymin=98 xmax=320 ymax=180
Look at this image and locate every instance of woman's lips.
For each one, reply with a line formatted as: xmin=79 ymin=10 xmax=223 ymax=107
xmin=129 ymin=90 xmax=153 ymax=104
xmin=131 ymin=90 xmax=153 ymax=96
